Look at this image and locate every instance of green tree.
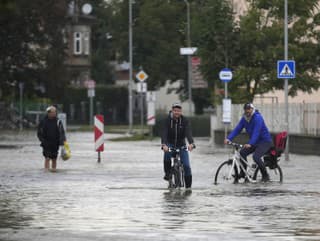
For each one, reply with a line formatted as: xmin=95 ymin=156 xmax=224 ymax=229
xmin=102 ymin=0 xmax=187 ymax=91
xmin=229 ymin=0 xmax=320 ymax=103
xmin=191 ymin=0 xmax=239 ymax=106
xmin=91 ymin=0 xmax=116 ymax=85
xmin=0 ymin=0 xmax=68 ymax=101
xmin=133 ymin=0 xmax=187 ymax=90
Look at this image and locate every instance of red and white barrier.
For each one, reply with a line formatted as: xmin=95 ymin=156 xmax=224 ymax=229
xmin=94 ymin=115 xmax=104 ymax=162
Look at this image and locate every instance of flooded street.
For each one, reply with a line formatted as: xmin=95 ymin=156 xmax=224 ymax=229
xmin=0 ymin=131 xmax=320 ymax=241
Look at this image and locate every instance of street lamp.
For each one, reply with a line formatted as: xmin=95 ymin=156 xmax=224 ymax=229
xmin=184 ymin=0 xmax=192 ymax=115
xmin=19 ymin=82 xmax=24 ymax=131
xmin=128 ymin=0 xmax=133 ymax=133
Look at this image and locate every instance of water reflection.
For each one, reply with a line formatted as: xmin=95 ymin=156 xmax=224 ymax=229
xmin=161 ymin=189 xmax=193 ymax=229
xmin=0 ymin=132 xmax=320 ymax=240
xmin=0 ymin=189 xmax=32 ymax=229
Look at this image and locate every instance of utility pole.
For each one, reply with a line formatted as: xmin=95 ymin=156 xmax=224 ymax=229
xmin=19 ymin=82 xmax=24 ymax=131
xmin=128 ymin=0 xmax=133 ymax=133
xmin=184 ymin=0 xmax=192 ymax=116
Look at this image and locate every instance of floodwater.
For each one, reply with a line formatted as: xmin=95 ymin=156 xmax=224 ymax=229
xmin=0 ymin=131 xmax=319 ymax=241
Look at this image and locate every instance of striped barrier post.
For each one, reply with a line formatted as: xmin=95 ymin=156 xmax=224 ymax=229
xmin=94 ymin=115 xmax=104 ymax=163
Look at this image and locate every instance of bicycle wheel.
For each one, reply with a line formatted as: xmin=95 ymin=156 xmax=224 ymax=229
xmin=253 ymin=165 xmax=283 ymax=183
xmin=172 ymin=166 xmax=184 ymax=188
xmin=168 ymin=173 xmax=175 ymax=188
xmin=180 ymin=165 xmax=185 ymax=188
xmin=214 ymin=159 xmax=239 ymax=185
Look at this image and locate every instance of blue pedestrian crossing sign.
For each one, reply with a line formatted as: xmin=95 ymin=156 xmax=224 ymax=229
xmin=277 ymin=60 xmax=295 ymax=79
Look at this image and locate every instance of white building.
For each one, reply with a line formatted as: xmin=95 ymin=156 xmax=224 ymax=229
xmin=155 ymin=80 xmax=194 ymax=115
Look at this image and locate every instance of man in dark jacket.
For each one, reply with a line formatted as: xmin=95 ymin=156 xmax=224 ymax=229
xmin=161 ymin=103 xmax=195 ymax=188
xmin=37 ymin=106 xmax=66 ymax=171
xmin=224 ymin=103 xmax=273 ymax=181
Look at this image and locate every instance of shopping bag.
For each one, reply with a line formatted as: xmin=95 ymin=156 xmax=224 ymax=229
xmin=61 ymin=141 xmax=71 ymax=161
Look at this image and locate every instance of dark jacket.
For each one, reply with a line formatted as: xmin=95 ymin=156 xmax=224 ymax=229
xmin=37 ymin=116 xmax=66 ymax=148
xmin=161 ymin=112 xmax=194 ymax=147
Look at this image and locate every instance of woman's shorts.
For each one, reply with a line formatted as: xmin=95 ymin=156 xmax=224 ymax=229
xmin=42 ymin=147 xmax=59 ymax=159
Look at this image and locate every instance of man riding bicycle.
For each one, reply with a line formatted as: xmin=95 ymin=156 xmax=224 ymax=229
xmin=161 ymin=103 xmax=195 ymax=188
xmin=224 ymin=103 xmax=273 ymax=182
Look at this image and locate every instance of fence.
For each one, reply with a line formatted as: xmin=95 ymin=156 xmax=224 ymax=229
xmin=215 ymin=103 xmax=320 ymax=136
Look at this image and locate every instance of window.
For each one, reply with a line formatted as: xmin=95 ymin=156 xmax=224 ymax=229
xmin=83 ymin=32 xmax=90 ymax=55
xmin=74 ymin=32 xmax=82 ymax=55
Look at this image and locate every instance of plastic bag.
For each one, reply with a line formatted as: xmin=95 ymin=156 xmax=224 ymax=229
xmin=61 ymin=141 xmax=71 ymax=161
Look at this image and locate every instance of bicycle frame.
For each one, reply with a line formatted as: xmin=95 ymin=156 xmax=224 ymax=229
xmin=168 ymin=147 xmax=186 ymax=188
xmin=214 ymin=141 xmax=283 ymax=184
xmin=227 ymin=143 xmax=257 ymax=183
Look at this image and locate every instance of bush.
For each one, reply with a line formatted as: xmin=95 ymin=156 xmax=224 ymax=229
xmin=63 ymin=86 xmax=128 ymax=124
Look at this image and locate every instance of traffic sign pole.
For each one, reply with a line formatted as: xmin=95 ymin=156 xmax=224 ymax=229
xmin=136 ymin=70 xmax=149 ymax=135
xmin=140 ymin=91 xmax=144 ymax=135
xmin=277 ymin=59 xmax=295 ymax=160
xmin=94 ymin=115 xmax=104 ymax=163
xmin=85 ymin=80 xmax=96 ymax=126
xmin=284 ymin=0 xmax=289 ymax=161
xmin=219 ymin=68 xmax=233 ymax=140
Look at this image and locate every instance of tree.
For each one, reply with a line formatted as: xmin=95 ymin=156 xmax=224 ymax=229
xmin=90 ymin=0 xmax=116 ymax=85
xmin=228 ymin=0 xmax=320 ymax=103
xmin=0 ymin=0 xmax=68 ymax=101
xmin=133 ymin=0 xmax=187 ymax=90
xmin=191 ymin=0 xmax=239 ymax=106
xmin=101 ymin=0 xmax=187 ymax=91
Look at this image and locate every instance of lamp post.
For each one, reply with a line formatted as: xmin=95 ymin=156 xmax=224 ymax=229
xmin=184 ymin=0 xmax=192 ymax=116
xmin=128 ymin=0 xmax=133 ymax=133
xmin=19 ymin=82 xmax=24 ymax=131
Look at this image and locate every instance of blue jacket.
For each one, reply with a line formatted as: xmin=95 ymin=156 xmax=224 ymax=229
xmin=227 ymin=110 xmax=272 ymax=145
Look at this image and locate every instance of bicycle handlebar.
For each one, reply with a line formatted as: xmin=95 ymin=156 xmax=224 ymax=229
xmin=226 ymin=141 xmax=243 ymax=149
xmin=168 ymin=146 xmax=187 ymax=152
xmin=161 ymin=144 xmax=196 ymax=151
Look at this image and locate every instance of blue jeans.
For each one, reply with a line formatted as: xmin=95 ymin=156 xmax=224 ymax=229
xmin=163 ymin=144 xmax=192 ymax=177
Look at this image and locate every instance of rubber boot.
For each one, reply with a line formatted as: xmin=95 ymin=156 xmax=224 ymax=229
xmin=163 ymin=160 xmax=171 ymax=181
xmin=260 ymin=166 xmax=270 ymax=182
xmin=185 ymin=175 xmax=192 ymax=188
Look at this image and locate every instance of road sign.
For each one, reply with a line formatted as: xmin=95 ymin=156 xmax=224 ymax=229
xmin=180 ymin=47 xmax=198 ymax=55
xmin=146 ymin=91 xmax=156 ymax=102
xmin=84 ymin=80 xmax=96 ymax=89
xmin=192 ymin=57 xmax=208 ymax=88
xmin=136 ymin=70 xmax=148 ymax=82
xmin=94 ymin=115 xmax=104 ymax=152
xmin=222 ymin=98 xmax=232 ymax=123
xmin=219 ymin=68 xmax=233 ymax=83
xmin=137 ymin=82 xmax=147 ymax=93
xmin=87 ymin=89 xmax=95 ymax=97
xmin=277 ymin=60 xmax=295 ymax=79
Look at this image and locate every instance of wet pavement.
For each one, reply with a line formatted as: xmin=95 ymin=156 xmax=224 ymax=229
xmin=0 ymin=131 xmax=319 ymax=241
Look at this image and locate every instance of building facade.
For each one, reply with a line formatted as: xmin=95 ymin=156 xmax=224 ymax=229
xmin=65 ymin=1 xmax=95 ymax=87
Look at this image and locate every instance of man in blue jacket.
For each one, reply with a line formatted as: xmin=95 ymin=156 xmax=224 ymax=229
xmin=224 ymin=103 xmax=273 ymax=181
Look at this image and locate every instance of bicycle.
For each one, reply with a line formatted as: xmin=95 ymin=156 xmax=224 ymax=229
xmin=214 ymin=142 xmax=284 ymax=184
xmin=167 ymin=147 xmax=186 ymax=189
